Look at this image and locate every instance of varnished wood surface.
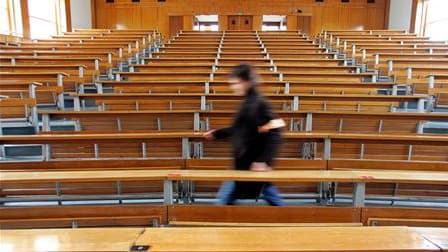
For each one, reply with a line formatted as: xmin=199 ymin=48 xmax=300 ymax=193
xmin=0 ymin=228 xmax=144 ymax=252
xmin=135 ymin=226 xmax=439 ymax=252
xmin=412 ymin=228 xmax=448 ymax=251
xmin=2 ymin=169 xmax=448 ymax=185
xmin=168 ymin=221 xmax=363 ymax=227
xmin=1 ymin=132 xmax=448 ymax=144
xmin=0 ymin=226 xmax=441 ymax=252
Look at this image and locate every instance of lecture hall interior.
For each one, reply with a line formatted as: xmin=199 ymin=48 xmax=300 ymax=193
xmin=1 ymin=0 xmax=448 ymax=251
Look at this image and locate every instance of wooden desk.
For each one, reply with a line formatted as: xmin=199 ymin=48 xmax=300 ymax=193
xmin=0 ymin=228 xmax=143 ymax=252
xmin=0 ymin=227 xmax=440 ymax=252
xmin=412 ymin=227 xmax=448 ymax=251
xmin=2 ymin=169 xmax=448 ymax=206
xmin=135 ymin=226 xmax=439 ymax=252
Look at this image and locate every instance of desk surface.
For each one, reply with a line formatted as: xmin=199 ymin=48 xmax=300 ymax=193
xmin=0 ymin=227 xmax=441 ymax=252
xmin=0 ymin=228 xmax=143 ymax=252
xmin=2 ymin=169 xmax=448 ymax=185
xmin=137 ymin=226 xmax=439 ymax=252
xmin=412 ymin=228 xmax=448 ymax=251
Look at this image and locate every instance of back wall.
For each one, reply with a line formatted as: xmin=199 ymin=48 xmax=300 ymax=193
xmin=94 ymin=0 xmax=388 ymax=38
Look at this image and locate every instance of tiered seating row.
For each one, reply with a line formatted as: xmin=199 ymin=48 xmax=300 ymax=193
xmin=0 ymin=29 xmax=160 ymax=130
xmin=319 ymin=30 xmax=448 ymax=107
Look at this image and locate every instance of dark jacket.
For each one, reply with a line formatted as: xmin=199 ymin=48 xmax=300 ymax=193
xmin=213 ymin=86 xmax=282 ymax=198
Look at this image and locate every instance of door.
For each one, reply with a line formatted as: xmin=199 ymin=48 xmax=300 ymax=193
xmin=297 ymin=15 xmax=312 ymax=35
xmin=169 ymin=16 xmax=184 ymax=38
xmin=228 ymin=15 xmax=253 ymax=30
xmin=228 ymin=16 xmax=240 ymax=30
xmin=240 ymin=16 xmax=253 ymax=30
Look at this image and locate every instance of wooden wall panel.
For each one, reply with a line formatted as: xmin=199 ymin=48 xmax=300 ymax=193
xmin=219 ymin=15 xmax=228 ymax=31
xmin=366 ymin=6 xmax=386 ymax=30
xmin=348 ymin=7 xmax=368 ymax=30
xmin=322 ymin=6 xmax=340 ymax=30
xmin=183 ymin=15 xmax=193 ymax=31
xmin=253 ymin=15 xmax=263 ymax=31
xmin=116 ymin=6 xmax=141 ymax=29
xmin=93 ymin=0 xmax=387 ymax=38
xmin=140 ymin=5 xmax=159 ymax=30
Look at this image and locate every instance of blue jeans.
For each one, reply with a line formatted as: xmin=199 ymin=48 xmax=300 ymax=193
xmin=216 ymin=181 xmax=285 ymax=206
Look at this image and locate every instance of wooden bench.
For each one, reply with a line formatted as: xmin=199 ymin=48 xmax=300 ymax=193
xmin=0 ymin=55 xmax=103 ymax=73
xmin=0 ymin=97 xmax=37 ymax=128
xmin=17 ymin=41 xmax=141 ymax=56
xmin=1 ymin=131 xmax=446 ymax=161
xmin=114 ymin=71 xmax=211 ymax=82
xmin=329 ymin=160 xmax=448 ymax=202
xmin=70 ymin=93 xmax=424 ymax=112
xmin=0 ymin=159 xmax=184 ymax=203
xmin=129 ymin=63 xmax=214 ymax=73
xmin=208 ymin=80 xmax=389 ymax=95
xmin=141 ymin=57 xmax=217 ymax=64
xmin=1 ymin=49 xmax=119 ymax=66
xmin=2 ymin=168 xmax=448 ymax=206
xmin=0 ymin=64 xmax=90 ymax=84
xmin=167 ymin=205 xmax=361 ymax=225
xmin=0 ymin=204 xmax=166 ymax=229
xmin=362 ymin=207 xmax=448 ymax=228
xmin=0 ymin=44 xmax=138 ymax=57
xmin=0 ymin=170 xmax=448 ymax=206
xmin=372 ymin=59 xmax=448 ymax=79
xmin=92 ymin=80 xmax=208 ymax=94
xmin=185 ymin=159 xmax=327 ymax=201
xmin=168 ymin=221 xmax=363 ymax=227
xmin=0 ymin=72 xmax=68 ymax=109
xmin=36 ymin=109 xmax=448 ymax=136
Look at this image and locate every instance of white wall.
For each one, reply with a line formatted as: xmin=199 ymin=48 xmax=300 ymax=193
xmin=388 ymin=0 xmax=413 ymax=31
xmin=70 ymin=0 xmax=92 ymax=30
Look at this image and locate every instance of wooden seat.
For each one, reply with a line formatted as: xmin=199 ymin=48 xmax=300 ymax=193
xmin=0 ymin=132 xmax=447 ymax=161
xmin=329 ymin=160 xmax=448 ymax=200
xmin=0 ymin=97 xmax=36 ymax=122
xmin=0 ymin=204 xmax=166 ymax=229
xmin=167 ymin=205 xmax=361 ymax=225
xmin=0 ymin=64 xmax=90 ymax=84
xmin=168 ymin=221 xmax=363 ymax=227
xmin=362 ymin=207 xmax=448 ymax=228
xmin=186 ymin=159 xmax=326 ymax=199
xmin=0 ymin=55 xmax=103 ymax=72
xmin=0 ymin=160 xmax=184 ymax=203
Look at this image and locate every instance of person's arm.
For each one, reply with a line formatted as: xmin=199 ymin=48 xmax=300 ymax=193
xmin=204 ymin=127 xmax=234 ymax=140
xmin=258 ymin=118 xmax=286 ymax=133
xmin=214 ymin=127 xmax=235 ymax=139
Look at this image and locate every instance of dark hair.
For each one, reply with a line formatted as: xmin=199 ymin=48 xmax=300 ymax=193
xmin=229 ymin=64 xmax=259 ymax=85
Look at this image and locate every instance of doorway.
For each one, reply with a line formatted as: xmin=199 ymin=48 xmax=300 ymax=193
xmin=228 ymin=15 xmax=253 ymax=30
xmin=297 ymin=15 xmax=312 ymax=35
xmin=169 ymin=16 xmax=184 ymax=38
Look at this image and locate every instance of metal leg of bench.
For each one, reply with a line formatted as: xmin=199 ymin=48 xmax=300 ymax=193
xmin=164 ymin=180 xmax=173 ymax=205
xmin=55 ymin=182 xmax=62 ymax=206
xmin=353 ymin=182 xmax=365 ymax=207
xmin=331 ymin=182 xmax=338 ymax=205
xmin=320 ymin=182 xmax=330 ymax=205
xmin=316 ymin=182 xmax=322 ymax=204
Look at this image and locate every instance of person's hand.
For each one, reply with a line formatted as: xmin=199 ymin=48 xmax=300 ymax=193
xmin=250 ymin=162 xmax=272 ymax=172
xmin=204 ymin=129 xmax=216 ymax=140
xmin=258 ymin=118 xmax=286 ymax=133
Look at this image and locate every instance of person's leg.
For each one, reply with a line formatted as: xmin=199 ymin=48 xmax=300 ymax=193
xmin=262 ymin=184 xmax=285 ymax=206
xmin=215 ymin=181 xmax=237 ymax=205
